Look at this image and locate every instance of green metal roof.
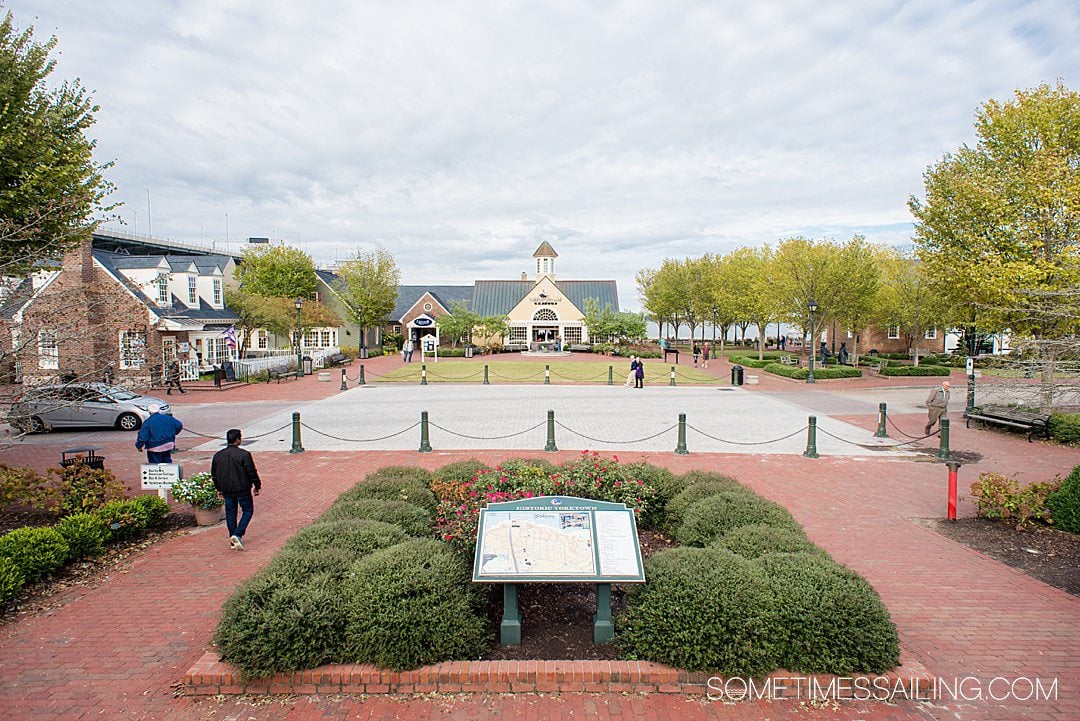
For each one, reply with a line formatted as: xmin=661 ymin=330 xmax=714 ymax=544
xmin=471 ymin=280 xmax=618 ymax=317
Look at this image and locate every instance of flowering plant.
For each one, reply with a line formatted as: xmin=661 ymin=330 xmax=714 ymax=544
xmin=170 ymin=471 xmax=223 ymax=510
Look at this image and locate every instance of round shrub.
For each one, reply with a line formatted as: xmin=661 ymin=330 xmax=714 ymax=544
xmin=55 ymin=512 xmax=110 ymax=559
xmin=94 ymin=499 xmax=150 ymax=540
xmin=342 ymin=539 xmax=491 ymax=670
xmin=319 ymin=499 xmax=432 ymax=537
xmin=214 ymin=570 xmax=350 ymax=677
xmin=756 ymin=552 xmax=900 ymax=674
xmin=0 ymin=526 xmax=70 ymax=582
xmin=431 ymin=460 xmax=490 ymax=486
xmin=616 ymin=547 xmax=777 ymax=675
xmin=1049 ymin=414 xmax=1080 ymax=446
xmin=0 ymin=555 xmax=26 ymax=605
xmin=1047 ymin=465 xmax=1080 ymax=533
xmin=284 ymin=519 xmax=407 ymax=556
xmin=264 ymin=546 xmax=358 ymax=584
xmin=624 ymin=463 xmax=681 ymax=528
xmin=132 ymin=494 xmax=170 ymax=526
xmin=337 ymin=473 xmax=437 ymax=512
xmin=664 ymin=476 xmax=753 ymax=532
xmin=676 ymin=492 xmax=799 ymax=547
xmin=365 ymin=466 xmax=433 ymax=485
xmin=714 ymin=523 xmax=826 ymax=560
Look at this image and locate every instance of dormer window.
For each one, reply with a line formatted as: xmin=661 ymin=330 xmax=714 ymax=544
xmin=156 ymin=273 xmax=170 ymax=304
xmin=213 ymin=279 xmax=222 ymax=305
xmin=187 ymin=276 xmax=197 ymax=305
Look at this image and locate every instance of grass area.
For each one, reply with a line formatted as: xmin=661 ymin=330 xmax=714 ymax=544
xmin=373 ymin=360 xmax=718 ymax=384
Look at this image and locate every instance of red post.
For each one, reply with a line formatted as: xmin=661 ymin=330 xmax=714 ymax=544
xmin=946 ymin=460 xmax=961 ymax=521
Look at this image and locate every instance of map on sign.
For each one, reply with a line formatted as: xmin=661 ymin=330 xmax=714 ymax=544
xmin=473 ymin=496 xmax=645 ymax=583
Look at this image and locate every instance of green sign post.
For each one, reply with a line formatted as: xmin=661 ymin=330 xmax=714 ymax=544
xmin=473 ymin=496 xmax=645 ymax=645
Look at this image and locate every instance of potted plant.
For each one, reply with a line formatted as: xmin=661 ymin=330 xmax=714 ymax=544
xmin=170 ymin=471 xmax=223 ymax=526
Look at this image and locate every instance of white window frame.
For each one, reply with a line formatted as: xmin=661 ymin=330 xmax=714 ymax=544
xmin=257 ymin=330 xmax=268 ymax=349
xmin=924 ymin=327 xmax=937 ymax=340
xmin=212 ymin=279 xmax=222 ymax=305
xmin=187 ymin=276 xmax=197 ymax=305
xmin=156 ymin=273 xmax=170 ymax=304
xmin=119 ymin=330 xmax=147 ymax=369
xmin=38 ymin=330 xmax=59 ymax=369
xmin=509 ymin=326 xmax=527 ymax=343
xmin=887 ymin=325 xmax=900 ymax=340
xmin=533 ymin=308 xmax=558 ymax=322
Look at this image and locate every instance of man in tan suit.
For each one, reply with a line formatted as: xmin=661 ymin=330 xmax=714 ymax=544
xmin=925 ymin=380 xmax=951 ymax=435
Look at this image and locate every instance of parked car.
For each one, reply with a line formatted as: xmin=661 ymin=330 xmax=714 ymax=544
xmin=8 ymin=383 xmax=170 ymax=433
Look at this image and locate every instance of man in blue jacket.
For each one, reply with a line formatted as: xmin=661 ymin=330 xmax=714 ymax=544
xmin=135 ymin=405 xmax=183 ymax=463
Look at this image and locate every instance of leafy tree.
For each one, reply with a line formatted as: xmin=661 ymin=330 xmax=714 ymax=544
xmin=875 ymin=250 xmax=947 ymax=366
xmin=436 ymin=300 xmax=479 ymax=347
xmin=234 ymin=245 xmax=318 ymax=298
xmin=224 ymin=290 xmax=341 ymax=354
xmin=832 ymin=236 xmax=884 ymax=364
xmin=0 ymin=10 xmax=115 ymax=276
xmin=726 ymin=247 xmax=776 ymax=360
xmin=476 ymin=315 xmax=510 ymax=349
xmin=336 ymin=249 xmax=401 ymax=350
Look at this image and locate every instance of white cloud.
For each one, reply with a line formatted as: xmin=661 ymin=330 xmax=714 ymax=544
xmin=8 ymin=0 xmax=1079 ymax=308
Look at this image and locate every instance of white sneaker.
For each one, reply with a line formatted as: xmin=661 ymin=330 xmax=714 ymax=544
xmin=229 ymin=535 xmax=243 ymax=550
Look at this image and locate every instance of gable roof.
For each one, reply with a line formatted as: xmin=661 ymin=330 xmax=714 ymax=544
xmin=472 ymin=279 xmax=618 ymax=317
xmin=93 ymin=250 xmax=237 ymax=323
xmin=533 ymin=241 xmax=558 ymax=258
xmin=392 ymin=285 xmax=473 ymax=320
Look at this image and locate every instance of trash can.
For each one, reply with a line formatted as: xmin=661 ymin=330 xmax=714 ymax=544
xmin=213 ymin=366 xmax=224 ymax=387
xmin=731 ymin=364 xmax=744 ymax=386
xmin=465 ymin=345 xmax=474 ymax=359
xmin=302 ymin=356 xmax=313 ymax=375
xmin=360 ymin=346 xmax=369 ymax=360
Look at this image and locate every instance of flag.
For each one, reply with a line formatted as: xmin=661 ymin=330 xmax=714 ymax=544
xmin=222 ymin=325 xmax=238 ymax=349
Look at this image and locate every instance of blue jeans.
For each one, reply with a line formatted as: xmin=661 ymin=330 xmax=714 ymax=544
xmin=147 ymin=450 xmax=172 ymax=463
xmin=223 ymin=493 xmax=255 ymax=539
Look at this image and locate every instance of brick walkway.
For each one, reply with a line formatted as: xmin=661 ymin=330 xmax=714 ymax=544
xmin=0 ymin=356 xmax=1076 ymax=721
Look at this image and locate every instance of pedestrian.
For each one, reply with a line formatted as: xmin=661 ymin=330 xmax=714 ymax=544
xmin=625 ymin=355 xmax=636 ymax=386
xmin=165 ymin=358 xmax=186 ymax=395
xmin=703 ymin=342 xmax=711 ymax=368
xmin=400 ymin=340 xmax=408 ymax=363
xmin=659 ymin=337 xmax=666 ymax=353
xmin=779 ymin=335 xmax=786 ymax=351
xmin=838 ymin=342 xmax=849 ymax=365
xmin=634 ymin=356 xmax=645 ymax=388
xmin=692 ymin=344 xmax=700 ymax=367
xmin=211 ymin=428 xmax=262 ymax=551
xmin=135 ymin=404 xmax=183 ymax=463
xmin=404 ymin=337 xmax=415 ymax=362
xmin=925 ymin=380 xmax=951 ymax=435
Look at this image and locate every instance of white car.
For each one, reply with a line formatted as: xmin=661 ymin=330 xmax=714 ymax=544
xmin=9 ymin=383 xmax=170 ymax=433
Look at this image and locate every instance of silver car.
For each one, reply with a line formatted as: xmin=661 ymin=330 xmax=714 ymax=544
xmin=8 ymin=383 xmax=170 ymax=433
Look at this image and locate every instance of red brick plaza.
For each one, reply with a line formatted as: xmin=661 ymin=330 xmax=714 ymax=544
xmin=0 ymin=354 xmax=1077 ymax=721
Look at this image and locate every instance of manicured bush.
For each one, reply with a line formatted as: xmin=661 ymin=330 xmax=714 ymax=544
xmin=284 ymin=518 xmax=407 ymax=556
xmin=214 ymin=569 xmax=350 ymax=677
xmin=728 ymin=355 xmax=772 ymax=369
xmin=336 ymin=470 xmax=437 ymax=512
xmin=1047 ymin=465 xmax=1080 ymax=533
xmin=765 ymin=363 xmax=863 ymax=379
xmin=132 ymin=494 xmax=170 ymax=526
xmin=616 ymin=547 xmax=777 ymax=675
xmin=264 ymin=546 xmax=359 ymax=584
xmin=879 ymin=364 xmax=951 ymax=377
xmin=664 ymin=475 xmax=751 ymax=531
xmin=968 ymin=472 xmax=1057 ymax=529
xmin=342 ymin=539 xmax=491 ymax=669
xmin=676 ymin=492 xmax=799 ymax=547
xmin=318 ymin=498 xmax=432 ymax=537
xmin=756 ymin=552 xmax=900 ymax=674
xmin=94 ymin=499 xmax=150 ymax=540
xmin=0 ymin=556 xmax=25 ymax=606
xmin=715 ymin=523 xmax=826 ymax=560
xmin=0 ymin=526 xmax=70 ymax=582
xmin=430 ymin=460 xmax=490 ymax=503
xmin=1049 ymin=413 xmax=1080 ymax=445
xmin=53 ymin=465 xmax=128 ymax=516
xmin=55 ymin=512 xmax=110 ymax=559
xmin=624 ymin=463 xmax=681 ymax=528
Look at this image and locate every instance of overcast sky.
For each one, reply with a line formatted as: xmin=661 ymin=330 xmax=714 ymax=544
xmin=8 ymin=0 xmax=1079 ymax=309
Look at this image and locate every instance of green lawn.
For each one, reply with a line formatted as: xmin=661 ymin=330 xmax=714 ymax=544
xmin=373 ymin=360 xmax=718 ymax=384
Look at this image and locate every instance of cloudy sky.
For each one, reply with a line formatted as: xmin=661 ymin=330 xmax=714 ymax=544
xmin=7 ymin=0 xmax=1078 ymax=309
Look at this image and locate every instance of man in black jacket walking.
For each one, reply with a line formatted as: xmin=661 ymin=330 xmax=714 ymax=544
xmin=211 ymin=428 xmax=262 ymax=550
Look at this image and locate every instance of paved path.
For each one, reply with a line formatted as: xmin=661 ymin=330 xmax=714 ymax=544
xmin=0 ymin=361 xmax=1077 ymax=721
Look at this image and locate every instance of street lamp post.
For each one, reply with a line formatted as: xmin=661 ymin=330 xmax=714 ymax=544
xmin=807 ymin=299 xmax=818 ymax=384
xmin=294 ymin=297 xmax=304 ymax=378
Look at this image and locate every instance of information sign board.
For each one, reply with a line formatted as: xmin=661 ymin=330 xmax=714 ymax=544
xmin=141 ymin=463 xmax=182 ymax=490
xmin=473 ymin=496 xmax=645 ymax=583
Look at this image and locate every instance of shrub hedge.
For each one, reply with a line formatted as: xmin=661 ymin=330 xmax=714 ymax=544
xmin=95 ymin=499 xmax=150 ymax=540
xmin=0 ymin=556 xmax=24 ymax=605
xmin=714 ymin=523 xmax=826 ymax=559
xmin=623 ymin=463 xmax=681 ymax=528
xmin=284 ymin=518 xmax=407 ymax=557
xmin=765 ymin=363 xmax=863 ymax=379
xmin=133 ymin=494 xmax=170 ymax=526
xmin=342 ymin=539 xmax=492 ymax=670
xmin=675 ymin=492 xmax=800 ymax=547
xmin=55 ymin=512 xmax=110 ymax=559
xmin=318 ymin=498 xmax=433 ymax=537
xmin=879 ymin=364 xmax=951 ymax=377
xmin=664 ymin=475 xmax=752 ymax=531
xmin=336 ymin=470 xmax=437 ymax=512
xmin=1047 ymin=465 xmax=1080 ymax=533
xmin=0 ymin=526 xmax=69 ymax=582
xmin=728 ymin=355 xmax=772 ymax=369
xmin=1049 ymin=414 xmax=1080 ymax=446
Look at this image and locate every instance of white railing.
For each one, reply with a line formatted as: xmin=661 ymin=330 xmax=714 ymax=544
xmin=231 ymin=346 xmax=340 ymax=379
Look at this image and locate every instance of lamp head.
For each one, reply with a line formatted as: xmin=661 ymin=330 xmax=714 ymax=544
xmin=808 ymin=299 xmax=818 ymax=313
xmin=294 ymin=297 xmax=303 ymax=310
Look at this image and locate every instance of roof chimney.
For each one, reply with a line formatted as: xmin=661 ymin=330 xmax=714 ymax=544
xmin=521 ymin=272 xmax=527 ymax=281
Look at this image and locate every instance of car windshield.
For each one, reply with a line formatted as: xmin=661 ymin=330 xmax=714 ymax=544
xmin=85 ymin=383 xmax=139 ymax=401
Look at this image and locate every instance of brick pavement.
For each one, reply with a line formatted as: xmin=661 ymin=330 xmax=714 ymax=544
xmin=0 ymin=354 xmax=1076 ymax=721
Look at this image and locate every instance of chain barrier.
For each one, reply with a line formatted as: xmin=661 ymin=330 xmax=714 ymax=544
xmin=428 ymin=420 xmax=546 ymax=441
xmin=182 ymin=422 xmax=293 ymax=440
xmin=548 ymin=368 xmax=609 ymax=381
xmin=487 ymin=368 xmax=547 ymax=381
xmin=553 ymin=420 xmax=677 ymax=445
xmin=686 ymin=424 xmax=807 ymax=446
xmin=298 ymin=421 xmax=421 ymax=443
xmin=815 ymin=425 xmax=929 ymax=449
xmin=423 ymin=367 xmax=486 ymax=381
xmin=887 ymin=414 xmax=937 ymax=440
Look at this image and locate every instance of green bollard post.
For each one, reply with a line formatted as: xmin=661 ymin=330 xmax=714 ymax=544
xmin=340 ymin=368 xmax=347 ymax=391
xmin=803 ymin=415 xmax=819 ymax=458
xmin=875 ymin=402 xmax=888 ymax=438
xmin=608 ymin=365 xmax=613 ymax=386
xmin=484 ymin=364 xmax=490 ymax=385
xmin=289 ymin=411 xmax=304 ymax=454
xmin=358 ymin=364 xmax=366 ymax=386
xmin=937 ymin=417 xmax=951 ymax=461
xmin=421 ymin=363 xmax=427 ymax=386
xmin=669 ymin=365 xmax=676 ymax=387
xmin=545 ymin=364 xmax=550 ymax=385
xmin=545 ymin=410 xmax=558 ymax=452
xmin=675 ymin=413 xmax=688 ymax=455
xmin=419 ymin=411 xmax=432 ymax=453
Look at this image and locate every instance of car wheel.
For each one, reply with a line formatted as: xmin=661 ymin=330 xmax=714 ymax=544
xmin=28 ymin=416 xmax=47 ymax=434
xmin=117 ymin=413 xmax=142 ymax=431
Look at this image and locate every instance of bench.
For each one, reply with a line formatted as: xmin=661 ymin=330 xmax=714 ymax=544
xmin=267 ymin=369 xmax=297 ymax=384
xmin=663 ymin=348 xmax=680 ymax=364
xmin=964 ymin=405 xmax=1051 ymax=442
xmin=326 ymin=352 xmax=352 ymax=367
xmin=779 ymin=355 xmax=799 ymax=366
